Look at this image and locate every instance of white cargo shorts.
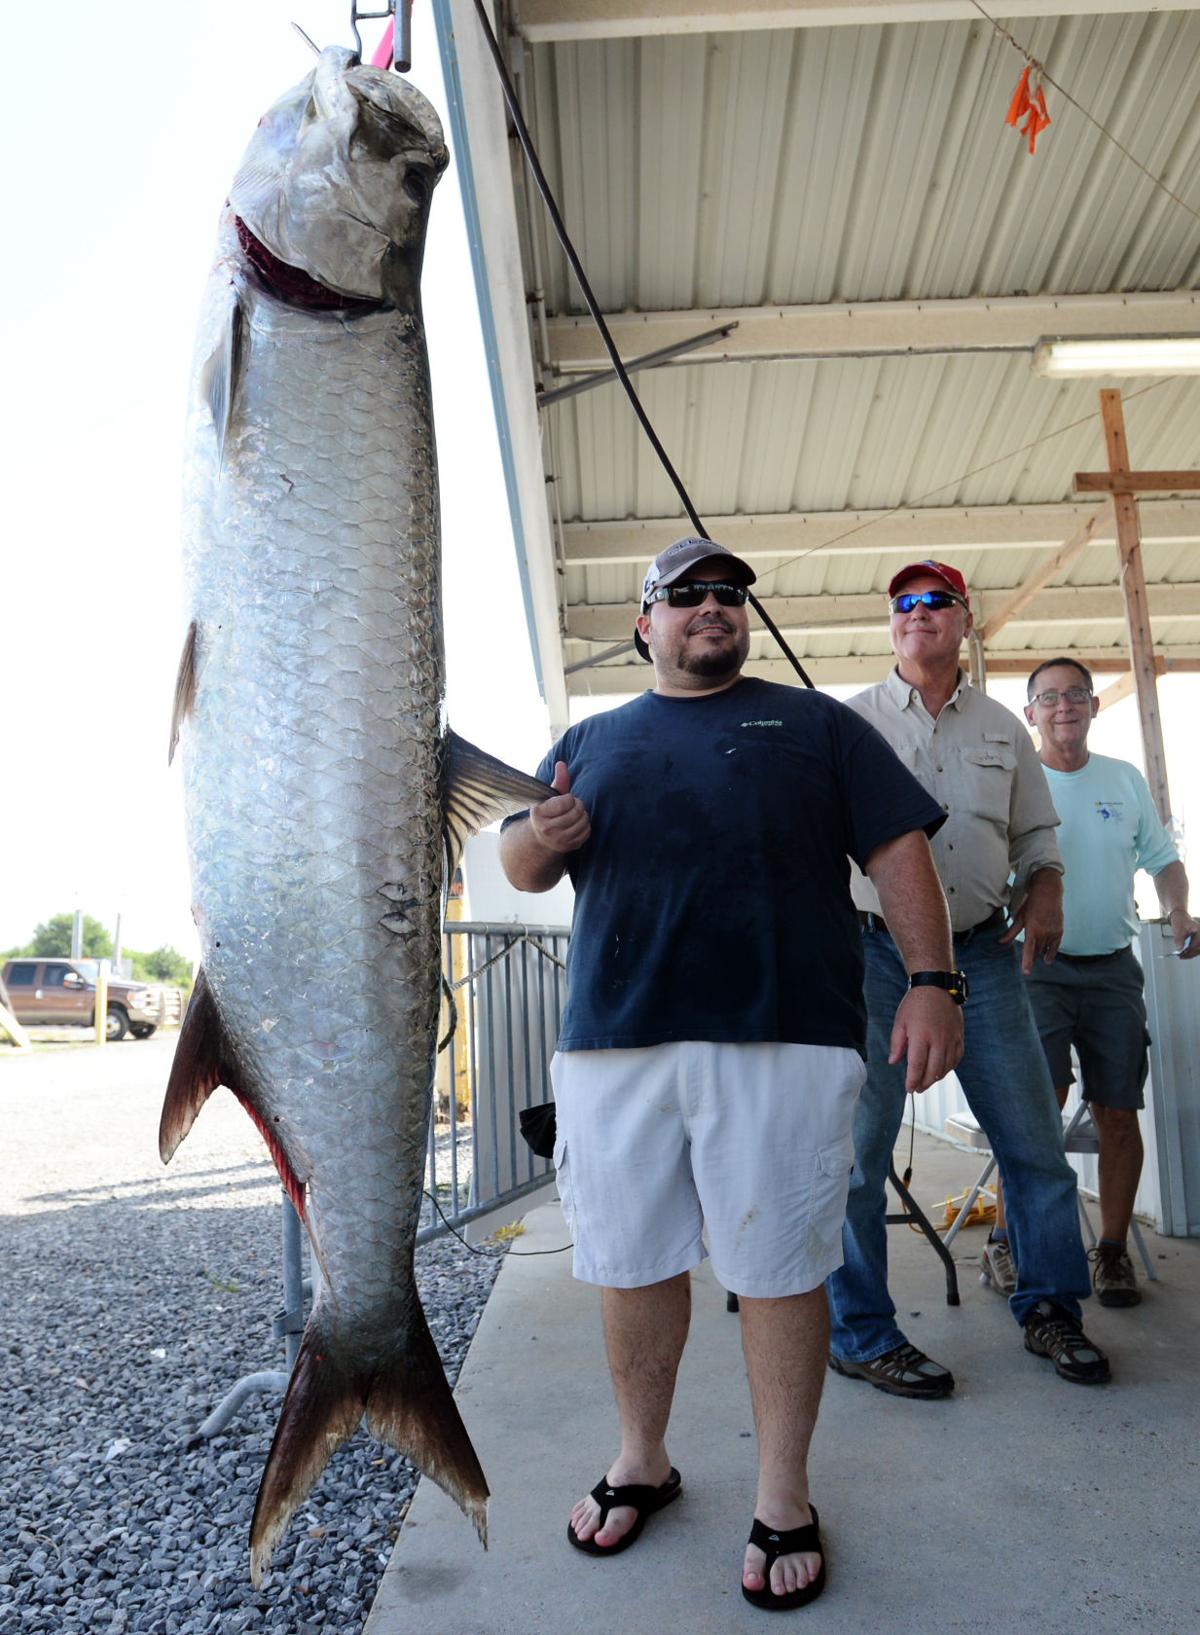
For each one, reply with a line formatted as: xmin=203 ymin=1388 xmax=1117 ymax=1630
xmin=550 ymin=1040 xmax=866 ymax=1298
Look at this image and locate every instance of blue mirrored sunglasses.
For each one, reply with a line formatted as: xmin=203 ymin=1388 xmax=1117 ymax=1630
xmin=644 ymin=581 xmax=749 ymax=609
xmin=889 ymin=590 xmax=968 ymax=615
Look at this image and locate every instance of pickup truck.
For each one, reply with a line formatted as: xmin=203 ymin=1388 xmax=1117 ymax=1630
xmin=0 ymin=957 xmax=183 ymax=1041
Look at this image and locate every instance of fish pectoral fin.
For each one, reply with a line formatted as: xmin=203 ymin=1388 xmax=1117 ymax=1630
xmin=442 ymin=730 xmax=555 ymax=880
xmin=198 ymin=285 xmax=244 ymax=468
xmin=168 ymin=621 xmax=198 ymax=765
xmin=158 ymin=966 xmax=244 ymax=1163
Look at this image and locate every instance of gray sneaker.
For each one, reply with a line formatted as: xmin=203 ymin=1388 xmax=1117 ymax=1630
xmin=1089 ymin=1242 xmax=1141 ymax=1307
xmin=980 ymin=1236 xmax=1017 ymax=1297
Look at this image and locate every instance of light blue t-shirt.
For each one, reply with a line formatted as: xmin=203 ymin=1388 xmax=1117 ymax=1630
xmin=1043 ymin=752 xmax=1178 ymax=954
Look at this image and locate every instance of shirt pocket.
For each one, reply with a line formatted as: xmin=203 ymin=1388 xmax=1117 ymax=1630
xmin=961 ymin=744 xmax=1016 ymax=828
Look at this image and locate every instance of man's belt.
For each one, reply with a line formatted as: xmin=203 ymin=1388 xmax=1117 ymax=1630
xmin=859 ymin=906 xmax=1007 ymax=943
xmin=1054 ymin=948 xmax=1124 ymax=964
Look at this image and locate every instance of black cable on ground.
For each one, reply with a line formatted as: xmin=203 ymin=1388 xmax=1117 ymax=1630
xmin=470 ymin=0 xmax=814 ymax=690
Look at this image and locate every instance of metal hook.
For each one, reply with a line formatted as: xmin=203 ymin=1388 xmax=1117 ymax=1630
xmin=349 ymin=1 xmax=411 ymax=71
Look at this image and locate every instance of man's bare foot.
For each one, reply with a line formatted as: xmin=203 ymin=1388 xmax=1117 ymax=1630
xmin=742 ymin=1501 xmax=822 ymax=1598
xmin=568 ymin=1453 xmax=675 ymax=1550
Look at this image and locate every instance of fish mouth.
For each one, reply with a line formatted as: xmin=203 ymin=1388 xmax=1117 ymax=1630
xmin=235 ymin=217 xmax=385 ymax=313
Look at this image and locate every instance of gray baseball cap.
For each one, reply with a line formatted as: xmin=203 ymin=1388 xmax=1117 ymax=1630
xmin=633 ymin=537 xmax=756 ymax=661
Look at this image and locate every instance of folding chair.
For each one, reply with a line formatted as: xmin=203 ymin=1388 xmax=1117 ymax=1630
xmin=942 ymin=1105 xmax=1157 ymax=1280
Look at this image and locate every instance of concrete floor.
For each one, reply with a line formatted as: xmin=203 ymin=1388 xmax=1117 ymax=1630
xmin=365 ymin=1132 xmax=1200 ymax=1635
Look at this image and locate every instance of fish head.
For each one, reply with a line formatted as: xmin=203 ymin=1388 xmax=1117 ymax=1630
xmin=230 ymin=46 xmax=448 ymax=308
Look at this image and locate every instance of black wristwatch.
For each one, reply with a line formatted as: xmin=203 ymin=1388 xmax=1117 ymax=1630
xmin=908 ymin=970 xmax=969 ymax=1006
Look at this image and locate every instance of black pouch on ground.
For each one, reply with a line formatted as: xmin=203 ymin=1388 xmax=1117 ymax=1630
xmin=519 ymin=1101 xmax=557 ymax=1159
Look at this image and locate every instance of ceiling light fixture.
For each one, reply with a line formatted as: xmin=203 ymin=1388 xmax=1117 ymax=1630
xmin=1033 ymin=336 xmax=1200 ymax=378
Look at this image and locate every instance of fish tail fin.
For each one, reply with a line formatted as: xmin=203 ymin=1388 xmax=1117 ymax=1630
xmin=364 ymin=1299 xmax=489 ymax=1548
xmin=249 ymin=1313 xmax=364 ymax=1586
xmin=249 ymin=1299 xmax=488 ymax=1585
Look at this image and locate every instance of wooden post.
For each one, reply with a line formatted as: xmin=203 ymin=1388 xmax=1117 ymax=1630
xmin=977 ymin=508 xmax=1106 ymax=643
xmin=1095 ymin=672 xmax=1137 ymax=713
xmin=1097 ymin=389 xmax=1172 ymax=824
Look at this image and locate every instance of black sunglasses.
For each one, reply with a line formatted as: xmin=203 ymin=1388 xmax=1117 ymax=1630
xmin=644 ymin=581 xmax=749 ymax=609
xmin=889 ymin=590 xmax=968 ymax=615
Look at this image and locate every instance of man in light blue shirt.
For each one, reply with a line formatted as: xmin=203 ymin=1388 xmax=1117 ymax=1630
xmin=1018 ymin=657 xmax=1200 ymax=1307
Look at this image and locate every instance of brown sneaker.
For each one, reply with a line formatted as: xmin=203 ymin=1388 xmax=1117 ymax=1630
xmin=1023 ymin=1300 xmax=1111 ymax=1384
xmin=980 ymin=1237 xmax=1017 ymax=1297
xmin=1089 ymin=1242 xmax=1141 ymax=1308
xmin=829 ymin=1342 xmax=954 ymax=1399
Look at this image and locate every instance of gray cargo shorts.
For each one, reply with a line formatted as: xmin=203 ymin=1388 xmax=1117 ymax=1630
xmin=1025 ymin=945 xmax=1150 ymax=1110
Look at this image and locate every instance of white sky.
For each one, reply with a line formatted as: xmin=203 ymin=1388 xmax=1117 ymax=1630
xmin=0 ymin=2 xmax=550 ymax=959
xmin=0 ymin=1 xmax=1191 ymax=959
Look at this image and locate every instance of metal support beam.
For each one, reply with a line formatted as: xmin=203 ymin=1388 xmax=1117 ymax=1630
xmin=566 ymin=649 xmax=1200 ymax=695
xmin=537 ymin=323 xmax=737 ymax=407
xmin=559 ymin=501 xmax=1200 ymax=566
xmin=518 ymin=0 xmax=1200 ymax=41
xmin=567 ymin=580 xmax=1200 ymax=644
xmin=967 ymin=630 xmax=987 ymax=691
xmin=564 ymin=638 xmax=637 ymax=673
xmin=546 ymin=292 xmax=1200 ymax=373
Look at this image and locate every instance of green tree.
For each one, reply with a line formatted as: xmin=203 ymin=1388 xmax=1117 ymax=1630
xmin=128 ymin=945 xmax=193 ymax=986
xmin=27 ymin=913 xmax=113 ymax=959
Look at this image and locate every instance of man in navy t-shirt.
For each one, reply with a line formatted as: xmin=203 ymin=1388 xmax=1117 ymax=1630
xmin=499 ymin=537 xmax=963 ymax=1610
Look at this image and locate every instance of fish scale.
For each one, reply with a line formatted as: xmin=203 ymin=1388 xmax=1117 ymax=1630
xmin=162 ymin=47 xmax=551 ymax=1586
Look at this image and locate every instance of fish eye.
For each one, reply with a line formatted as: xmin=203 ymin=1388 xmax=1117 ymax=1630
xmin=403 ymin=166 xmax=430 ymax=204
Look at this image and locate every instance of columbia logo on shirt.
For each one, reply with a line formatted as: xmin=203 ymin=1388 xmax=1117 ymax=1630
xmin=742 ymin=719 xmax=784 ymax=728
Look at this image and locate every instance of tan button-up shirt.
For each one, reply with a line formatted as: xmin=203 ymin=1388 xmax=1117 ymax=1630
xmin=848 ymin=667 xmax=1062 ymax=933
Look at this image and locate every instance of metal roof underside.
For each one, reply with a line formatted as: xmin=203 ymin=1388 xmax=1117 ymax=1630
xmin=441 ymin=2 xmax=1200 ymax=726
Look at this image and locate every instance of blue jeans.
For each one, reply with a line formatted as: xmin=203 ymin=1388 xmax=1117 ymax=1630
xmin=827 ymin=924 xmax=1091 ymax=1362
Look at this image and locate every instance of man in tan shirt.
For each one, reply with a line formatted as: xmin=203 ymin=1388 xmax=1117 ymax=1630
xmin=825 ymin=561 xmax=1109 ymax=1391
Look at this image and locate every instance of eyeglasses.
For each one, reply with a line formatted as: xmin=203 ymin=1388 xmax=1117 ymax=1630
xmin=889 ymin=590 xmax=968 ymax=615
xmin=644 ymin=581 xmax=749 ymax=609
xmin=1029 ymin=686 xmax=1093 ymax=708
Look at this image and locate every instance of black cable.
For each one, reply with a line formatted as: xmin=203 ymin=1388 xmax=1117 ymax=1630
xmin=424 ymin=1188 xmax=572 ymax=1255
xmin=470 ymin=0 xmax=814 ymax=690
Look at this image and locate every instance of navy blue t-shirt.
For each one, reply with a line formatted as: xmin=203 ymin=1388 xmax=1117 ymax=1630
xmin=521 ymin=678 xmax=944 ymax=1055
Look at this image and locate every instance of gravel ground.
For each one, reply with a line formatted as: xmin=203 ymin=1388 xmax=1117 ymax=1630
xmin=0 ymin=1033 xmax=506 ymax=1633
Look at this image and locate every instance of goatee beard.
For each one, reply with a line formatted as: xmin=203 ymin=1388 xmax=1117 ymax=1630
xmin=682 ymin=650 xmax=740 ymax=678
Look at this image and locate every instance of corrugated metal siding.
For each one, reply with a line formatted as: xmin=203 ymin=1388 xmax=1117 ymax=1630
xmin=548 ymin=357 xmax=1200 ymax=526
xmin=524 ymin=14 xmax=1200 ymax=314
xmin=491 ymin=6 xmax=1200 ymax=692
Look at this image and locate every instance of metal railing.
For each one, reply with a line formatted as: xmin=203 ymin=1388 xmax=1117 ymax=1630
xmin=417 ymin=920 xmax=568 ymax=1243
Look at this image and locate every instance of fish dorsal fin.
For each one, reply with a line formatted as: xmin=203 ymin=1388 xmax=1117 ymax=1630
xmin=198 ymin=286 xmax=244 ymax=467
xmin=168 ymin=620 xmax=198 ymax=765
xmin=442 ymin=730 xmax=554 ymax=881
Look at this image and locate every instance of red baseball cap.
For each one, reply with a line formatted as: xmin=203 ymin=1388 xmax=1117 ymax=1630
xmin=887 ymin=559 xmax=970 ymax=608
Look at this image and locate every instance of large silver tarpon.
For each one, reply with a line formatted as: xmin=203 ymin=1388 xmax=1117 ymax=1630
xmin=163 ymin=46 xmax=550 ymax=1584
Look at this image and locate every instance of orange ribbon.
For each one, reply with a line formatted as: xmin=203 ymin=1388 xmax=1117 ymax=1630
xmin=1005 ymin=64 xmax=1052 ymax=155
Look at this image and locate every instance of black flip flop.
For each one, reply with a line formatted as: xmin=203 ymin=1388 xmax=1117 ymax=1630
xmin=566 ymin=1467 xmax=682 ymax=1556
xmin=742 ymin=1507 xmax=826 ymax=1611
